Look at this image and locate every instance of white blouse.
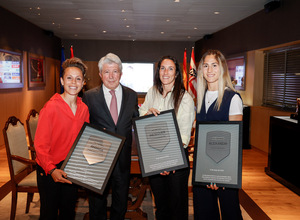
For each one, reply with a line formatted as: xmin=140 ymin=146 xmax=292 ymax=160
xmin=139 ymin=86 xmax=195 ymax=147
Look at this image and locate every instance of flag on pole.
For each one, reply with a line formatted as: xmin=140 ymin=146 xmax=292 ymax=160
xmin=188 ymin=47 xmax=197 ymax=99
xmin=70 ymin=45 xmax=74 ymax=58
xmin=183 ymin=48 xmax=188 ymax=90
xmin=60 ymin=46 xmax=65 ymax=93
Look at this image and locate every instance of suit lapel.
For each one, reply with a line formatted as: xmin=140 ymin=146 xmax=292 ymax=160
xmin=118 ymin=85 xmax=128 ymax=123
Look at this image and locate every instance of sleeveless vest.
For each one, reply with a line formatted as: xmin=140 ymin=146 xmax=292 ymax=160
xmin=196 ymin=89 xmax=241 ymax=122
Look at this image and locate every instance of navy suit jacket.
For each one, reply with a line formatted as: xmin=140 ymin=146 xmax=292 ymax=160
xmin=82 ymin=84 xmax=139 ymax=172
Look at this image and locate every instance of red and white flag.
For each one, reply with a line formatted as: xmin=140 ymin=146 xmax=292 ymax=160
xmin=188 ymin=47 xmax=197 ymax=99
xmin=70 ymin=45 xmax=74 ymax=58
xmin=183 ymin=48 xmax=188 ymax=90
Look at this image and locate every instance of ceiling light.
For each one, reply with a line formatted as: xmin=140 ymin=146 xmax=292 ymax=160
xmin=161 ymin=32 xmax=164 ymax=34
xmin=187 ymin=36 xmax=191 ymax=39
xmin=103 ymin=30 xmax=107 ymax=33
xmin=123 ymin=18 xmax=127 ymax=21
xmin=126 ymin=25 xmax=130 ymax=28
xmin=38 ymin=13 xmax=41 ymax=16
xmin=52 ymin=22 xmax=55 ymax=25
xmin=36 ymin=7 xmax=41 ymax=10
xmin=194 ymin=27 xmax=197 ymax=30
xmin=74 ymin=34 xmax=78 ymax=37
xmin=121 ymin=9 xmax=125 ymax=12
xmin=214 ymin=11 xmax=220 ymax=15
xmin=174 ymin=0 xmax=180 ymax=2
xmin=74 ymin=17 xmax=82 ymax=20
xmin=166 ymin=19 xmax=170 ymax=22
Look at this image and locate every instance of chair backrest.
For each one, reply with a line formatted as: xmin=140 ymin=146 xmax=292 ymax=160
xmin=3 ymin=116 xmax=31 ymax=177
xmin=26 ymin=109 xmax=39 ymax=147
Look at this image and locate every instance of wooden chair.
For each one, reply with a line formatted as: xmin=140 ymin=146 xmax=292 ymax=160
xmin=3 ymin=116 xmax=38 ymax=220
xmin=26 ymin=109 xmax=39 ymax=160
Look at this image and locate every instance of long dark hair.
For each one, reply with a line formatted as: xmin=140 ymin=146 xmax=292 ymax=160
xmin=154 ymin=55 xmax=186 ymax=114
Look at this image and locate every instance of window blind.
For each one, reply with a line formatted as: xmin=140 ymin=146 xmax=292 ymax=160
xmin=263 ymin=45 xmax=300 ymax=111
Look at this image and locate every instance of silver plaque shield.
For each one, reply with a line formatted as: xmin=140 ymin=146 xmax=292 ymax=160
xmin=144 ymin=121 xmax=170 ymax=151
xmin=83 ymin=135 xmax=112 ymax=165
xmin=206 ymin=131 xmax=231 ymax=163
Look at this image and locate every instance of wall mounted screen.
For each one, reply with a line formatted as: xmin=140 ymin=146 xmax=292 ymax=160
xmin=227 ymin=56 xmax=246 ymax=91
xmin=0 ymin=49 xmax=23 ymax=89
xmin=120 ymin=63 xmax=154 ymax=94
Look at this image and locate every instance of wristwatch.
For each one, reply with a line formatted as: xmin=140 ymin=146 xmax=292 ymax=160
xmin=49 ymin=168 xmax=57 ymax=175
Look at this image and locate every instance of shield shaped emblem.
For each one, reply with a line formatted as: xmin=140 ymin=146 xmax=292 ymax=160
xmin=206 ymin=131 xmax=231 ymax=163
xmin=145 ymin=121 xmax=170 ymax=151
xmin=83 ymin=135 xmax=112 ymax=165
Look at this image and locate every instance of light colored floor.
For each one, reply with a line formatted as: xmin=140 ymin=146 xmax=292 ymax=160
xmin=0 ymin=147 xmax=299 ymax=219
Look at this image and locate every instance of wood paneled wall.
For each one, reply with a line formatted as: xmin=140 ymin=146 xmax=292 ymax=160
xmin=249 ymin=106 xmax=292 ymax=153
xmin=0 ymin=53 xmax=60 ymax=147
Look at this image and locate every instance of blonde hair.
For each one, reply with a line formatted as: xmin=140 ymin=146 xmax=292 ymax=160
xmin=196 ymin=49 xmax=235 ymax=113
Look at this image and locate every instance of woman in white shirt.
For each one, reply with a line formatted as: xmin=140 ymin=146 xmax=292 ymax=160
xmin=193 ymin=49 xmax=243 ymax=220
xmin=139 ymin=55 xmax=195 ymax=220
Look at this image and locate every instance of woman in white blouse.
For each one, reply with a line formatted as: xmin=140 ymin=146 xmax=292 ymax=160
xmin=139 ymin=55 xmax=195 ymax=220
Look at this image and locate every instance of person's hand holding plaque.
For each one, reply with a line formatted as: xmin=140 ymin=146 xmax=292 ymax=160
xmin=50 ymin=169 xmax=72 ymax=184
xmin=146 ymin=107 xmax=160 ymax=116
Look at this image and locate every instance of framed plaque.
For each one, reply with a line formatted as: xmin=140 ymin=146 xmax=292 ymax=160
xmin=133 ymin=109 xmax=188 ymax=177
xmin=61 ymin=122 xmax=125 ymax=194
xmin=192 ymin=121 xmax=243 ymax=188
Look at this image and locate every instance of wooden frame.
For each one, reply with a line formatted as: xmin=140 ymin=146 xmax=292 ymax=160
xmin=0 ymin=48 xmax=23 ymax=89
xmin=28 ymin=53 xmax=45 ymax=88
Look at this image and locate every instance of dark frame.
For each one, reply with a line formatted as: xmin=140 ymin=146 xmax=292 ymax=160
xmin=61 ymin=122 xmax=126 ymax=194
xmin=227 ymin=54 xmax=246 ymax=91
xmin=192 ymin=121 xmax=243 ymax=188
xmin=28 ymin=53 xmax=46 ymax=88
xmin=133 ymin=109 xmax=188 ymax=177
xmin=0 ymin=49 xmax=23 ymax=89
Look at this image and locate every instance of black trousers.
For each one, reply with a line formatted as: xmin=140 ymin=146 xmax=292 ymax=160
xmin=193 ymin=186 xmax=243 ymax=220
xmin=37 ymin=162 xmax=78 ymax=220
xmin=149 ymin=148 xmax=190 ymax=220
xmin=88 ymin=161 xmax=131 ymax=220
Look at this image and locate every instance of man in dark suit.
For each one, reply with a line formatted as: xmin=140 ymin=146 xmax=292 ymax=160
xmin=82 ymin=53 xmax=139 ymax=220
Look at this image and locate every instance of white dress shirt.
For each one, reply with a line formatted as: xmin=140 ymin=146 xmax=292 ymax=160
xmin=102 ymin=84 xmax=122 ymax=115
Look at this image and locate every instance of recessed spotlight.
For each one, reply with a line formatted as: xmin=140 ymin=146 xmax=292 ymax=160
xmin=121 ymin=9 xmax=125 ymax=12
xmin=166 ymin=19 xmax=170 ymax=22
xmin=36 ymin=7 xmax=41 ymax=10
xmin=103 ymin=30 xmax=107 ymax=33
xmin=174 ymin=0 xmax=180 ymax=2
xmin=161 ymin=32 xmax=164 ymax=34
xmin=52 ymin=22 xmax=55 ymax=25
xmin=187 ymin=36 xmax=191 ymax=39
xmin=29 ymin=7 xmax=32 ymax=10
xmin=214 ymin=11 xmax=220 ymax=15
xmin=194 ymin=27 xmax=197 ymax=30
xmin=123 ymin=18 xmax=127 ymax=21
xmin=74 ymin=17 xmax=82 ymax=20
xmin=126 ymin=25 xmax=130 ymax=28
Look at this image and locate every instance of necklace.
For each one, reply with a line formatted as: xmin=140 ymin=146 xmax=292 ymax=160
xmin=206 ymin=91 xmax=217 ymax=104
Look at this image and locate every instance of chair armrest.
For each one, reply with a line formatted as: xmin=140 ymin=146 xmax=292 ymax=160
xmin=28 ymin=146 xmax=35 ymax=152
xmin=11 ymin=155 xmax=36 ymax=165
